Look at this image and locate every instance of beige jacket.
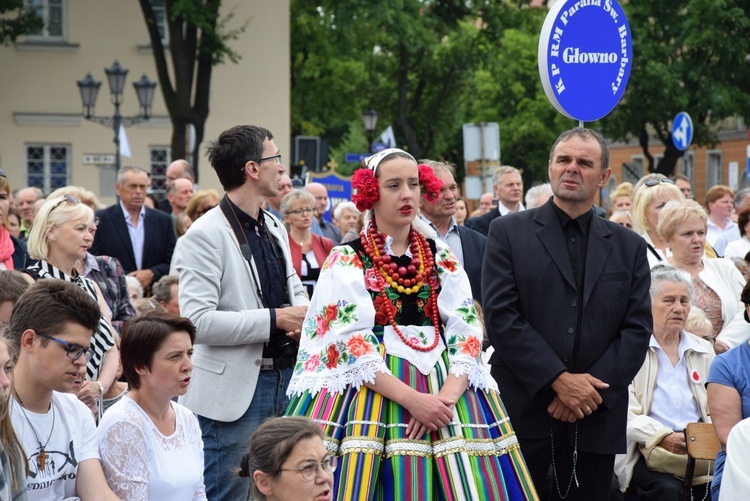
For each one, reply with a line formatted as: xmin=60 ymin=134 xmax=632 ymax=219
xmin=614 ymin=332 xmax=715 ymax=491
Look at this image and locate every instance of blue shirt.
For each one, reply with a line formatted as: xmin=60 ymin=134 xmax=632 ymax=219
xmin=707 ymin=341 xmax=750 ymax=495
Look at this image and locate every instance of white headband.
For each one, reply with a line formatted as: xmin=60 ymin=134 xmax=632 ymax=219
xmin=364 ymin=148 xmax=416 ymax=175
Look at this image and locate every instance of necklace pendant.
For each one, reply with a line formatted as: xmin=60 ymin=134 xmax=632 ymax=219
xmin=38 ymin=449 xmax=48 ymax=470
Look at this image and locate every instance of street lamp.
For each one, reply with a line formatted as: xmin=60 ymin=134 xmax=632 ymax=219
xmin=77 ymin=60 xmax=157 ymax=171
xmin=362 ymin=107 xmax=379 ymax=153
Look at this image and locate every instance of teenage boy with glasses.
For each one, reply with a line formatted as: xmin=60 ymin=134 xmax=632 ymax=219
xmin=8 ymin=280 xmax=119 ymax=500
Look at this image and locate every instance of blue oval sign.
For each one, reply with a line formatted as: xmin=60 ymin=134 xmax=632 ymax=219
xmin=671 ymin=112 xmax=693 ymax=151
xmin=539 ymin=0 xmax=633 ymax=122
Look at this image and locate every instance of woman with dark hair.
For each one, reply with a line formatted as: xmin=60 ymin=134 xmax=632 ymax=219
xmin=97 ymin=311 xmax=206 ymax=500
xmin=723 ymin=207 xmax=750 ymax=259
xmin=454 ymin=197 xmax=468 ymax=226
xmin=285 ymin=148 xmax=537 ymax=500
xmin=239 ymin=416 xmax=334 ymax=501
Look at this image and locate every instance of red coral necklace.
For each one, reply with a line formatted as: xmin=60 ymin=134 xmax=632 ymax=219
xmin=361 ymin=220 xmax=441 ymax=352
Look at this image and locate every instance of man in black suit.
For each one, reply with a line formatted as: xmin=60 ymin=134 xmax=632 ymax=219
xmin=419 ymin=160 xmax=487 ymax=304
xmin=91 ymin=166 xmax=176 ymax=293
xmin=465 ymin=165 xmax=524 ymax=236
xmin=483 ymin=128 xmax=651 ymax=500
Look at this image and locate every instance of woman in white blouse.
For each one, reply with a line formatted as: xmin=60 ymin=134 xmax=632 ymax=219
xmin=657 ymin=200 xmax=748 ymax=354
xmin=98 ymin=311 xmax=206 ymax=500
xmin=723 ymin=207 xmax=750 ymax=259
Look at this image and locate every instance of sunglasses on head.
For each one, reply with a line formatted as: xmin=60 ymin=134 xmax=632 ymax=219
xmin=50 ymin=194 xmax=81 ymax=212
xmin=644 ymin=178 xmax=675 ymax=187
xmin=0 ymin=168 xmax=6 ymax=178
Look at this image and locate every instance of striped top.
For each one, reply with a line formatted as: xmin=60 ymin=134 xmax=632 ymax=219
xmin=24 ymin=260 xmax=116 ymax=381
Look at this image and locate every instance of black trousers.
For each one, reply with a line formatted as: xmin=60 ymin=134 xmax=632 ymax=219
xmin=630 ymin=454 xmax=710 ymax=501
xmin=520 ymin=422 xmax=615 ymax=501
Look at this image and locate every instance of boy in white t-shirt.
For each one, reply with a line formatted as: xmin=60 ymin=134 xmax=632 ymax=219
xmin=7 ymin=280 xmax=119 ymax=501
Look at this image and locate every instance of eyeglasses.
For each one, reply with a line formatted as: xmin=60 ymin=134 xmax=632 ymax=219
xmin=258 ymin=154 xmax=283 ymax=165
xmin=50 ymin=194 xmax=81 ymax=212
xmin=35 ymin=331 xmax=93 ymax=361
xmin=286 ymin=207 xmax=315 ymax=216
xmin=644 ymin=178 xmax=676 ymax=187
xmin=280 ymin=455 xmax=337 ymax=481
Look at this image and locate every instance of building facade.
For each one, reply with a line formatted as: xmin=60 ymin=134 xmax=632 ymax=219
xmin=0 ymin=0 xmax=290 ymax=204
xmin=606 ymin=121 xmax=750 ymax=205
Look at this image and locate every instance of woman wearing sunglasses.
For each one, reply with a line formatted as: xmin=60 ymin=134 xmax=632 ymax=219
xmin=23 ymin=195 xmax=118 ymax=418
xmin=631 ymin=174 xmax=686 ymax=267
xmin=239 ymin=416 xmax=334 ymax=501
xmin=281 ymin=190 xmax=333 ymax=297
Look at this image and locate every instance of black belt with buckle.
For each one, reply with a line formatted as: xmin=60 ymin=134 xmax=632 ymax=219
xmin=260 ymin=357 xmax=295 ymax=371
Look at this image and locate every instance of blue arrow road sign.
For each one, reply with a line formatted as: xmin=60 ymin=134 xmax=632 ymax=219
xmin=344 ymin=153 xmax=370 ymax=164
xmin=672 ymin=112 xmax=693 ymax=151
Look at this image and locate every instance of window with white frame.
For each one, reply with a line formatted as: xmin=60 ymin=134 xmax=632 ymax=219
xmin=151 ymin=0 xmax=169 ymax=44
xmin=622 ymin=155 xmax=644 ymax=185
xmin=26 ymin=0 xmax=65 ymax=40
xmin=149 ymin=146 xmax=171 ymax=198
xmin=26 ymin=144 xmax=69 ymax=193
xmin=706 ymin=150 xmax=723 ymax=190
xmin=680 ymin=151 xmax=695 ymax=185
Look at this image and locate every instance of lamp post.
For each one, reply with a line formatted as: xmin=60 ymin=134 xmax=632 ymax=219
xmin=362 ymin=107 xmax=379 ymax=153
xmin=77 ymin=60 xmax=157 ymax=171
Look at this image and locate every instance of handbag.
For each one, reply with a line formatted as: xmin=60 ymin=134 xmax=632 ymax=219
xmin=640 ymin=446 xmax=713 ymax=485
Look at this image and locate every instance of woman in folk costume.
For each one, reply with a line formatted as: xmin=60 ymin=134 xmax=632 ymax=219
xmin=285 ymin=148 xmax=537 ymax=500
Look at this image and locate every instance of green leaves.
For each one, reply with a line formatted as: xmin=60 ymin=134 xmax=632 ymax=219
xmin=600 ymin=0 xmax=750 ymax=174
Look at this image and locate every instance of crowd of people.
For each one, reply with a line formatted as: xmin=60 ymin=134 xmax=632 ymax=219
xmin=1 ymin=124 xmax=750 ymax=501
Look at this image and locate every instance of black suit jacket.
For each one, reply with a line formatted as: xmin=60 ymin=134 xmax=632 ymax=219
xmin=456 ymin=225 xmax=487 ymax=305
xmin=90 ymin=204 xmax=177 ymax=283
xmin=465 ymin=207 xmax=500 ymax=237
xmin=482 ymin=199 xmax=651 ymax=454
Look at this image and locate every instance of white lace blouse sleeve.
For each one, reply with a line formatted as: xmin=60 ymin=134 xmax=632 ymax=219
xmin=98 ymin=420 xmax=149 ymax=500
xmin=433 ymin=240 xmax=498 ymax=392
xmin=287 ymin=245 xmax=391 ymax=397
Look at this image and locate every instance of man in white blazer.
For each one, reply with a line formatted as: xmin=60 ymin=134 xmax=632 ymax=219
xmin=174 ymin=125 xmax=309 ymax=500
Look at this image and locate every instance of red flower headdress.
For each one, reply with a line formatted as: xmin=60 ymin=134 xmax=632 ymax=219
xmin=351 ymin=148 xmax=444 ymax=211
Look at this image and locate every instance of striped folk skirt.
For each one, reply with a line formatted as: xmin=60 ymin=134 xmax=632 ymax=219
xmin=286 ymin=349 xmax=538 ymax=500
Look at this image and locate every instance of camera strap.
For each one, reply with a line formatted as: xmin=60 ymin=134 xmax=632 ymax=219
xmin=219 ymin=195 xmax=269 ymax=308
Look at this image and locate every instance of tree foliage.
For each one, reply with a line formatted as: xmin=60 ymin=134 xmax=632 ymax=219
xmin=0 ymin=0 xmax=43 ymax=46
xmin=292 ymin=0 xmax=500 ymax=163
xmin=138 ymin=0 xmax=245 ymax=180
xmin=291 ymin=1 xmax=575 ymax=184
xmin=601 ymin=0 xmax=750 ymax=175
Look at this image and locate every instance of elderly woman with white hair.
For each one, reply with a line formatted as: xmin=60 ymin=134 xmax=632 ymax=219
xmin=23 ymin=195 xmax=119 ymax=417
xmin=332 ymin=201 xmax=361 ymax=243
xmin=614 ymin=264 xmax=715 ymax=500
xmin=524 ymin=183 xmax=553 ymax=209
